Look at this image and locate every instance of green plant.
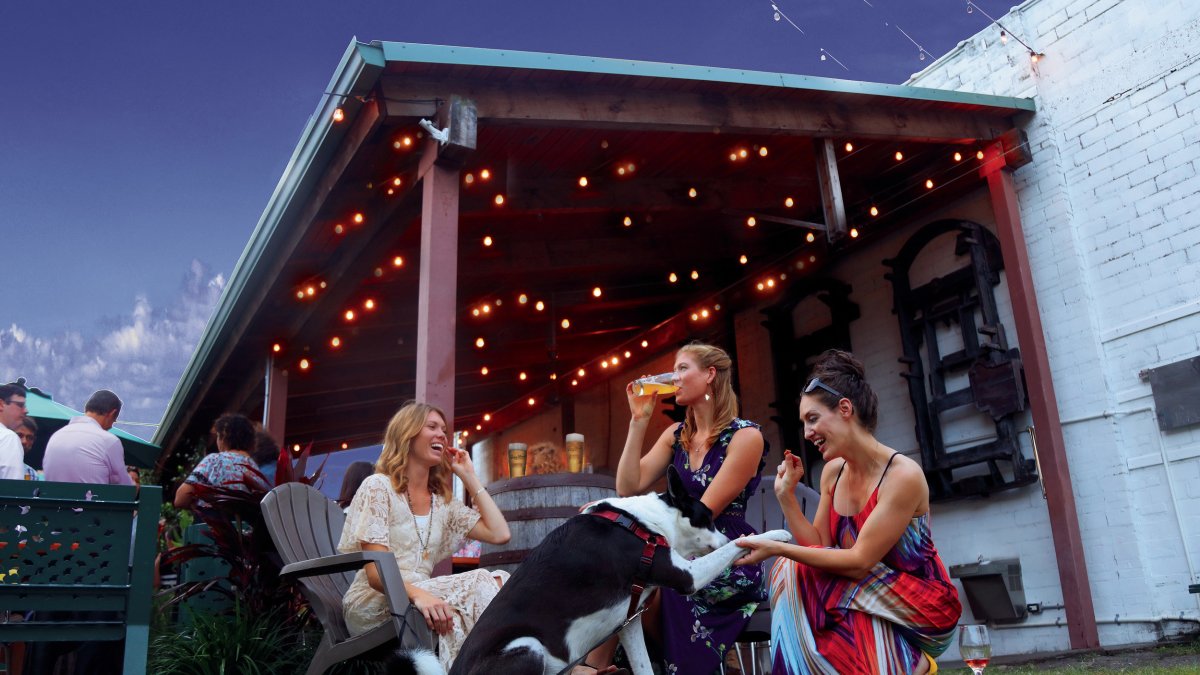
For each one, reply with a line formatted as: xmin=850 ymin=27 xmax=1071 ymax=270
xmin=149 ymin=602 xmax=314 ymax=675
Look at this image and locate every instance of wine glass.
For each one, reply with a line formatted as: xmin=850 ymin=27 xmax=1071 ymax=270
xmin=959 ymin=624 xmax=991 ymax=674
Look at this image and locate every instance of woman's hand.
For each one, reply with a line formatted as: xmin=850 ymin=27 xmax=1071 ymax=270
xmin=773 ymin=449 xmax=805 ymax=499
xmin=447 ymin=446 xmax=475 ymax=480
xmin=734 ymin=536 xmax=785 ymax=566
xmin=411 ymin=587 xmax=456 ymax=634
xmin=626 ymin=380 xmax=659 ymax=422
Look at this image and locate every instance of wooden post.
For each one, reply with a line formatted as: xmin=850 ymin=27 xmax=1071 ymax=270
xmin=415 ymin=100 xmax=474 ymax=415
xmin=814 ymin=138 xmax=848 ymax=243
xmin=263 ymin=356 xmax=288 ymax=445
xmin=981 ymin=139 xmax=1100 ymax=650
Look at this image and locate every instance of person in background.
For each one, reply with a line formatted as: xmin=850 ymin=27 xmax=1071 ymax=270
xmin=42 ymin=390 xmax=133 ymax=485
xmin=336 ymin=460 xmax=376 ymax=513
xmin=339 ymin=401 xmax=511 ymax=672
xmin=581 ymin=342 xmax=769 ymax=675
xmin=734 ymin=350 xmax=961 ymax=675
xmin=126 ymin=465 xmax=141 ymax=486
xmin=253 ymin=430 xmax=281 ymax=485
xmin=0 ymin=383 xmax=28 ymax=480
xmin=17 ymin=416 xmax=40 ymax=480
xmin=175 ymin=413 xmax=265 ymax=509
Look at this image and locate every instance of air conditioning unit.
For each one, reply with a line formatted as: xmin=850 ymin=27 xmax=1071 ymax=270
xmin=949 ymin=557 xmax=1027 ymax=623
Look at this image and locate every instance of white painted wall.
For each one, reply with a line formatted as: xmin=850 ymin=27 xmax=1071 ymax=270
xmin=901 ymin=0 xmax=1200 ymax=655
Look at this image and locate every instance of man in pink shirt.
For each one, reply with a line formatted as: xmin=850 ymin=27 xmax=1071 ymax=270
xmin=43 ymin=390 xmax=133 ymax=485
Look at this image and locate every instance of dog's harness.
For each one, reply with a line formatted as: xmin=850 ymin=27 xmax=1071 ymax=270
xmin=588 ymin=507 xmax=668 ymax=621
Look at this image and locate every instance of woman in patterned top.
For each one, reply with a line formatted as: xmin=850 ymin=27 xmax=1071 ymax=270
xmin=339 ymin=401 xmax=511 ymax=671
xmin=175 ymin=413 xmax=266 ymax=509
xmin=579 ymin=342 xmax=769 ymax=675
xmin=735 ymin=350 xmax=961 ymax=674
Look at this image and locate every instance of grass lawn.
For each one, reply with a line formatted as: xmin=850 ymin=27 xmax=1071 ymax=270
xmin=948 ymin=640 xmax=1200 ymax=674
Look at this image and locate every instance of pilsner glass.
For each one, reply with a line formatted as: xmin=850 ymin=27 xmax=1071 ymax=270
xmin=958 ymin=624 xmax=991 ymax=674
xmin=632 ymin=372 xmax=679 ymax=396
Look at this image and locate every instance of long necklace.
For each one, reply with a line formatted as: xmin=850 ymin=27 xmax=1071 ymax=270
xmin=404 ymin=491 xmax=436 ymax=560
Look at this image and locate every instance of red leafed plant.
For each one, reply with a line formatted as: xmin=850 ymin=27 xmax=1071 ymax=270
xmin=161 ymin=443 xmax=328 ymax=624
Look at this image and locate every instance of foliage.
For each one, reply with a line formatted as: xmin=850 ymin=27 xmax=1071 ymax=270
xmin=149 ymin=602 xmax=315 ymax=675
xmin=160 ymin=444 xmax=327 ymax=627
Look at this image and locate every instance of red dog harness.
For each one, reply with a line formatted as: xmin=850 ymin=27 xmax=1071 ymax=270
xmin=588 ymin=507 xmax=669 ymax=620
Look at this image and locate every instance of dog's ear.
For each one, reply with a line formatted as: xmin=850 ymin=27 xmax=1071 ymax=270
xmin=665 ymin=464 xmax=688 ymax=504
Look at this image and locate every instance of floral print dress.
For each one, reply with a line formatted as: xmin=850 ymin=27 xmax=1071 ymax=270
xmin=658 ymin=418 xmax=768 ymax=674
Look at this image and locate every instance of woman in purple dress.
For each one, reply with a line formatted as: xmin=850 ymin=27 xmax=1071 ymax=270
xmin=579 ymin=342 xmax=768 ymax=675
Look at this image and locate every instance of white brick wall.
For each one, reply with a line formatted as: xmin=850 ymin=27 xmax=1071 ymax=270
xmin=908 ymin=0 xmax=1200 ymax=655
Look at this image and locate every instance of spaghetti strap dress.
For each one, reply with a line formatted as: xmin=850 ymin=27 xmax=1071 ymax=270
xmin=658 ymin=418 xmax=769 ymax=674
xmin=768 ymin=454 xmax=962 ymax=674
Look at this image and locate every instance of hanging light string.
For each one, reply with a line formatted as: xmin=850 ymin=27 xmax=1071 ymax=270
xmin=965 ymin=1 xmax=1043 ymax=61
xmin=893 ymin=23 xmax=936 ymax=62
xmin=769 ymin=1 xmax=850 ymax=71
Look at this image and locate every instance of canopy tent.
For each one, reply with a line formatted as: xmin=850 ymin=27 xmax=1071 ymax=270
xmin=15 ymin=384 xmax=162 ymax=470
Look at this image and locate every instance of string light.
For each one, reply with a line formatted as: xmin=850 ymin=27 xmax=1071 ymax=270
xmin=669 ymin=272 xmax=678 ymax=283
xmin=850 ymin=228 xmax=860 ymax=238
xmin=729 ymin=153 xmax=738 ymax=161
xmin=746 ymin=216 xmax=757 ymax=227
xmin=342 ymin=442 xmax=349 ymax=449
xmin=640 ymin=340 xmax=649 ymax=348
xmin=518 ymin=293 xmax=528 ymax=304
xmin=494 ymin=194 xmax=505 ymax=206
xmin=483 ymin=235 xmax=493 ymax=246
xmin=624 ymin=350 xmax=631 ymax=358
xmin=299 ymin=358 xmax=311 ymax=371
xmin=954 ymin=152 xmax=963 ymax=162
xmin=550 ymin=373 xmax=558 ymax=380
xmin=571 ymin=379 xmax=579 ymax=386
xmin=481 ymin=366 xmax=489 ymax=375
xmin=481 ymin=304 xmax=490 ymax=314
xmin=393 ymin=255 xmax=404 ymax=267
xmin=535 ymin=300 xmax=545 ymax=311
xmin=925 ymin=179 xmax=934 ymax=189
xmin=464 ymin=173 xmax=475 ymax=185
xmin=332 ymin=108 xmax=344 ymax=122
xmin=785 ymin=197 xmax=794 ymax=207
xmin=353 ymin=213 xmax=364 ymax=224
xmin=623 ymin=215 xmax=633 ymax=227
xmin=688 ymin=187 xmax=698 ymax=198
xmin=759 ymin=146 xmax=769 ymax=157
xmin=578 ymin=368 xmax=586 ymax=377
xmin=475 ymin=337 xmax=485 ymax=348
xmin=976 ymin=150 xmax=985 ymax=160
xmin=480 ymin=169 xmax=491 ymax=180
xmin=806 ymin=232 xmax=816 ymax=243
xmin=334 ymin=224 xmax=344 ymax=234
xmin=610 ymin=356 xmax=619 ymax=365
xmin=701 ymin=309 xmax=710 ymax=318
xmin=740 ymin=254 xmax=748 ymax=264
xmin=527 ymin=397 xmax=536 ymax=406
xmin=472 ymin=308 xmax=480 ymax=317
xmin=344 ymin=309 xmax=356 ymax=322
xmin=965 ymin=1 xmax=1043 ymax=63
xmin=601 ymin=361 xmax=609 ymax=369
xmin=364 ymin=298 xmax=376 ymax=310
xmin=578 ymin=176 xmax=589 ymax=187
xmin=483 ymin=413 xmax=491 ymax=421
xmin=690 ymin=270 xmax=699 ymax=280
xmin=475 ymin=424 xmax=482 ymax=431
xmin=592 ymin=287 xmax=602 ymax=298
xmin=895 ymin=151 xmax=904 ymax=161
xmin=561 ymin=318 xmax=571 ymax=329
xmin=272 ymin=343 xmax=282 ymax=353
xmin=870 ymin=206 xmax=879 ymax=217
xmin=330 ymin=336 xmax=341 ymax=348
xmin=844 ymin=142 xmax=854 ymax=152
xmin=519 ymin=372 xmax=527 ymax=380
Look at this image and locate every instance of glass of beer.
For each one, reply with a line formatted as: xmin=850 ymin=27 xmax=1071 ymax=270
xmin=632 ymin=372 xmax=679 ymax=396
xmin=565 ymin=433 xmax=585 ymax=473
xmin=507 ymin=442 xmax=528 ymax=478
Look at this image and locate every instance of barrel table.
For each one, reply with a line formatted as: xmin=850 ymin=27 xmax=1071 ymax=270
xmin=478 ymin=473 xmax=617 ymax=575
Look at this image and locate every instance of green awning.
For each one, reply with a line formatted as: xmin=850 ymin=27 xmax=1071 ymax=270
xmin=20 ymin=387 xmax=162 ymax=469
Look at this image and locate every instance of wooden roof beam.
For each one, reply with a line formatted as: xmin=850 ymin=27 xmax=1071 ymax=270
xmin=381 ymin=76 xmax=1013 ymax=142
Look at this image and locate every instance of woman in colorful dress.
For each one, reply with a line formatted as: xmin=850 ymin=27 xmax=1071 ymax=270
xmin=174 ymin=413 xmax=267 ymax=509
xmin=735 ymin=350 xmax=961 ymax=674
xmin=579 ymin=342 xmax=769 ymax=675
xmin=339 ymin=401 xmax=511 ymax=671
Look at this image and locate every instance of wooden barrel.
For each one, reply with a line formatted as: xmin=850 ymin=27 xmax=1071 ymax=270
xmin=478 ymin=473 xmax=617 ymax=575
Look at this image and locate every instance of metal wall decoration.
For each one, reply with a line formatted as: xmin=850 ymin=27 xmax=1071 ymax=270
xmin=763 ymin=279 xmax=860 ymax=487
xmin=885 ymin=219 xmax=1037 ymax=501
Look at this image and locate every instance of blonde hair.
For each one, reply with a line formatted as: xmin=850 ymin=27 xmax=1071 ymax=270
xmin=678 ymin=342 xmax=739 ymax=451
xmin=376 ymin=401 xmax=453 ymax=500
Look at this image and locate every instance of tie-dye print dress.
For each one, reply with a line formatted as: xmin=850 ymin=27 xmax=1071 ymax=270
xmin=768 ymin=455 xmax=961 ymax=674
xmin=658 ymin=418 xmax=769 ymax=675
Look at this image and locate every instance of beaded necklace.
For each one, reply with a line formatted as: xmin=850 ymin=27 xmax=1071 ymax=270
xmin=403 ymin=491 xmax=435 ymax=560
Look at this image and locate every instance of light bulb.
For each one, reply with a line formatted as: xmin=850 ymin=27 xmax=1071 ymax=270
xmin=480 ymin=169 xmax=491 ymax=180
xmin=481 ymin=366 xmax=489 ymax=375
xmin=954 ymin=152 xmax=963 ymax=162
xmin=561 ymin=318 xmax=570 ymax=329
xmin=623 ymin=215 xmax=632 ymax=227
xmin=332 ymin=108 xmax=344 ymax=122
xmin=640 ymin=340 xmax=649 ymax=348
xmin=483 ymin=235 xmax=493 ymax=247
xmin=364 ymin=298 xmax=376 ymax=310
xmin=785 ymin=197 xmax=794 ymax=207
xmin=850 ymin=228 xmax=859 ymax=238
xmin=977 ymin=150 xmax=985 ymax=160
xmin=669 ymin=272 xmax=678 ymax=283
xmin=578 ymin=368 xmax=586 ymax=377
xmin=393 ymin=255 xmax=404 ymax=267
xmin=870 ymin=206 xmax=879 ymax=217
xmin=895 ymin=151 xmax=904 ymax=161
xmin=821 ymin=53 xmax=827 ymax=61
xmin=688 ymin=187 xmax=697 ymax=198
xmin=464 ymin=173 xmax=475 ymax=184
xmin=475 ymin=337 xmax=485 ymax=348
xmin=739 ymin=254 xmax=748 ymax=264
xmin=844 ymin=142 xmax=854 ymax=152
xmin=484 ymin=413 xmax=492 ymax=421
xmin=535 ymin=300 xmax=545 ymax=311
xmin=690 ymin=270 xmax=699 ymax=280
xmin=272 ymin=343 xmax=282 ymax=353
xmin=1000 ymin=30 xmax=1008 ymax=45
xmin=806 ymin=232 xmax=816 ymax=243
xmin=774 ymin=11 xmax=780 ymax=21
xmin=578 ymin=176 xmax=588 ymax=187
xmin=919 ymin=50 xmax=926 ymax=61
xmin=299 ymin=358 xmax=310 ymax=370
xmin=925 ymin=179 xmax=934 ymax=189
xmin=344 ymin=309 xmax=355 ymax=321
xmin=518 ymin=294 xmax=528 ymax=304
xmin=593 ymin=287 xmax=602 ymax=297
xmin=519 ymin=372 xmax=527 ymax=380
xmin=759 ymin=146 xmax=768 ymax=157
xmin=747 ymin=216 xmax=757 ymax=227
xmin=494 ymin=194 xmax=505 ymax=205
xmin=330 ymin=336 xmax=341 ymax=348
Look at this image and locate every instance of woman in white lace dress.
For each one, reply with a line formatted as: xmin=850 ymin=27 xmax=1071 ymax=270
xmin=339 ymin=401 xmax=512 ymax=670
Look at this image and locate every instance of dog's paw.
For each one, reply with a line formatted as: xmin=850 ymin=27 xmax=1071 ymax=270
xmin=753 ymin=529 xmax=793 ymax=543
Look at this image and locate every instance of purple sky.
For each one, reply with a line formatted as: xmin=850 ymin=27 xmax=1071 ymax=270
xmin=0 ymin=0 xmax=1010 ymax=430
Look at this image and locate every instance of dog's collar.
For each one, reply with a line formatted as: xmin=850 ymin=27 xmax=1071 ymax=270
xmin=589 ymin=506 xmax=667 ymax=621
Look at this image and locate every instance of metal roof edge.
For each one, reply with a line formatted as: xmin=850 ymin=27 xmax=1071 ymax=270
xmin=374 ymin=41 xmax=1035 ymax=113
xmin=154 ymin=40 xmax=385 ymax=449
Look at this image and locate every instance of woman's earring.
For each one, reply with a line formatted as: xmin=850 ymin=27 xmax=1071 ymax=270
xmin=704 ymin=392 xmax=712 ymax=401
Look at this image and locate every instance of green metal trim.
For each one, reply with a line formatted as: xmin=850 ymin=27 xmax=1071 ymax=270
xmin=153 ymin=41 xmax=386 ymax=450
xmin=375 ymin=41 xmax=1036 ymax=113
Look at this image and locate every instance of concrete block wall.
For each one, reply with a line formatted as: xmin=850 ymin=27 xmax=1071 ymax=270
xmin=909 ymin=0 xmax=1200 ymax=652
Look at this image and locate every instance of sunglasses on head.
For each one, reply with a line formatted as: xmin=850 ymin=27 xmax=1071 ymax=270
xmin=803 ymin=378 xmax=845 ymax=400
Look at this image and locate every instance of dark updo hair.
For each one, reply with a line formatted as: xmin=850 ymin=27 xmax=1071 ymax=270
xmin=337 ymin=461 xmax=377 ymax=509
xmin=805 ymin=349 xmax=879 ymax=432
xmin=213 ymin=413 xmax=257 ymax=453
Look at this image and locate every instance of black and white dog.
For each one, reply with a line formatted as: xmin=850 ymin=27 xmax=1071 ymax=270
xmin=394 ymin=465 xmax=791 ymax=675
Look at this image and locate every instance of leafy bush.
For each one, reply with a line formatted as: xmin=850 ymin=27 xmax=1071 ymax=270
xmin=149 ymin=602 xmax=314 ymax=675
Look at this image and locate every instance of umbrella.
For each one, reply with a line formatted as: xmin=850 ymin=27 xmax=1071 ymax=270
xmin=11 ymin=381 xmax=162 ymax=470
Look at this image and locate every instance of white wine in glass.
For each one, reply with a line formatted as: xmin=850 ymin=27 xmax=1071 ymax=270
xmin=959 ymin=624 xmax=991 ymax=674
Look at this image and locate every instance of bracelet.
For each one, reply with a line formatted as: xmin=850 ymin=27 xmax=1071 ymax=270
xmin=473 ymin=486 xmax=488 ymax=498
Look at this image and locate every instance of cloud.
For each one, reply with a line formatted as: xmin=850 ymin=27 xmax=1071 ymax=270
xmin=0 ymin=260 xmax=224 ymax=439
